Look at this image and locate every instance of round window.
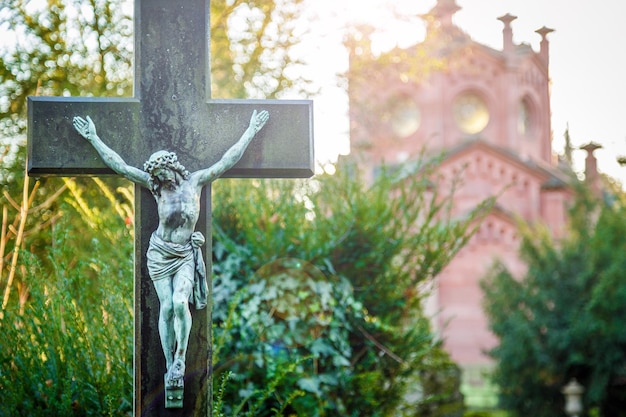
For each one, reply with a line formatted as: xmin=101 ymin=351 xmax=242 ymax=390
xmin=453 ymin=92 xmax=489 ymax=134
xmin=390 ymin=97 xmax=421 ymax=138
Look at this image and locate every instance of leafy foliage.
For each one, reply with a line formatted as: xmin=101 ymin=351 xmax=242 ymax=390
xmin=0 ymin=0 xmax=133 ymax=137
xmin=210 ymin=0 xmax=311 ymax=99
xmin=211 ymin=161 xmax=491 ymax=415
xmin=482 ymin=184 xmax=626 ymax=417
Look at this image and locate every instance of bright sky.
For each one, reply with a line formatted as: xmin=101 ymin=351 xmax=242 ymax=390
xmin=300 ymin=0 xmax=626 ymax=184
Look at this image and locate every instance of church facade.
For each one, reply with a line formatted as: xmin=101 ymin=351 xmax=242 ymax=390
xmin=346 ymin=0 xmax=579 ymax=386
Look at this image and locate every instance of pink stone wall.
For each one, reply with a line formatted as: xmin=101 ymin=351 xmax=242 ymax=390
xmin=348 ymin=4 xmax=571 ymax=368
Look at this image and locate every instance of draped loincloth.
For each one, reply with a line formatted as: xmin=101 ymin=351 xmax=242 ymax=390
xmin=147 ymin=231 xmax=207 ymax=309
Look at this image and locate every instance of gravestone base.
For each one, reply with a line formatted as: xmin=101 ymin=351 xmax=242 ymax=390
xmin=165 ymin=376 xmax=184 ymax=409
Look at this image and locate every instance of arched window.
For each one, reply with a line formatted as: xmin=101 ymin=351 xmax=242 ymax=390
xmin=518 ymin=96 xmax=534 ymax=136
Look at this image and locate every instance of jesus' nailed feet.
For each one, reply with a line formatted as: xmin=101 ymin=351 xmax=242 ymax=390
xmin=165 ymin=359 xmax=185 ymax=408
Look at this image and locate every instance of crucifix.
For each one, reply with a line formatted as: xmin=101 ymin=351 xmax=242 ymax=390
xmin=27 ymin=0 xmax=314 ymax=415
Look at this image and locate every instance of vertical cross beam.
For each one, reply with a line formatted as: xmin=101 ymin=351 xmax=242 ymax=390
xmin=27 ymin=0 xmax=314 ymax=415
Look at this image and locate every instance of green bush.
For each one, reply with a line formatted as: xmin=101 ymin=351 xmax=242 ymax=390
xmin=482 ymin=184 xmax=626 ymax=417
xmin=211 ymin=161 xmax=491 ymax=415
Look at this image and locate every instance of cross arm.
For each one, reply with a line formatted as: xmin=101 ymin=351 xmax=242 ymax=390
xmin=204 ymin=99 xmax=314 ymax=179
xmin=28 ymin=97 xmax=315 ymax=179
xmin=28 ymin=96 xmax=143 ymax=176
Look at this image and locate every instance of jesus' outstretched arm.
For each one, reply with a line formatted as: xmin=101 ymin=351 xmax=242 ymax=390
xmin=73 ymin=115 xmax=151 ymax=187
xmin=192 ymin=109 xmax=269 ymax=186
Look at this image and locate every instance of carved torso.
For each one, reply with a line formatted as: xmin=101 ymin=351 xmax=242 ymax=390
xmin=154 ymin=179 xmax=200 ymax=245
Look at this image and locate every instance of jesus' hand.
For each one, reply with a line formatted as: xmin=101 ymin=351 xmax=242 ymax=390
xmin=73 ymin=116 xmax=97 ymax=142
xmin=249 ymin=110 xmax=269 ymax=134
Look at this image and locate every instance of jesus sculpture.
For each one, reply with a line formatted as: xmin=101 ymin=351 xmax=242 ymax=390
xmin=72 ymin=110 xmax=269 ymax=391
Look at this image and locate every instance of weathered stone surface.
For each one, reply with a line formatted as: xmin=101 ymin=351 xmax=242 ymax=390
xmin=28 ymin=98 xmax=313 ymax=178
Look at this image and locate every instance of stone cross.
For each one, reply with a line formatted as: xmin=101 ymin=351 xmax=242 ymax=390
xmin=27 ymin=0 xmax=313 ymax=415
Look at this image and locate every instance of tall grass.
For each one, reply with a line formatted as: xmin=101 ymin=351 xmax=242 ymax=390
xmin=0 ymin=175 xmax=134 ymax=417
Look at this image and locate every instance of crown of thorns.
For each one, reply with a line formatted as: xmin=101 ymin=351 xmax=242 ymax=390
xmin=143 ymin=151 xmax=182 ymax=174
